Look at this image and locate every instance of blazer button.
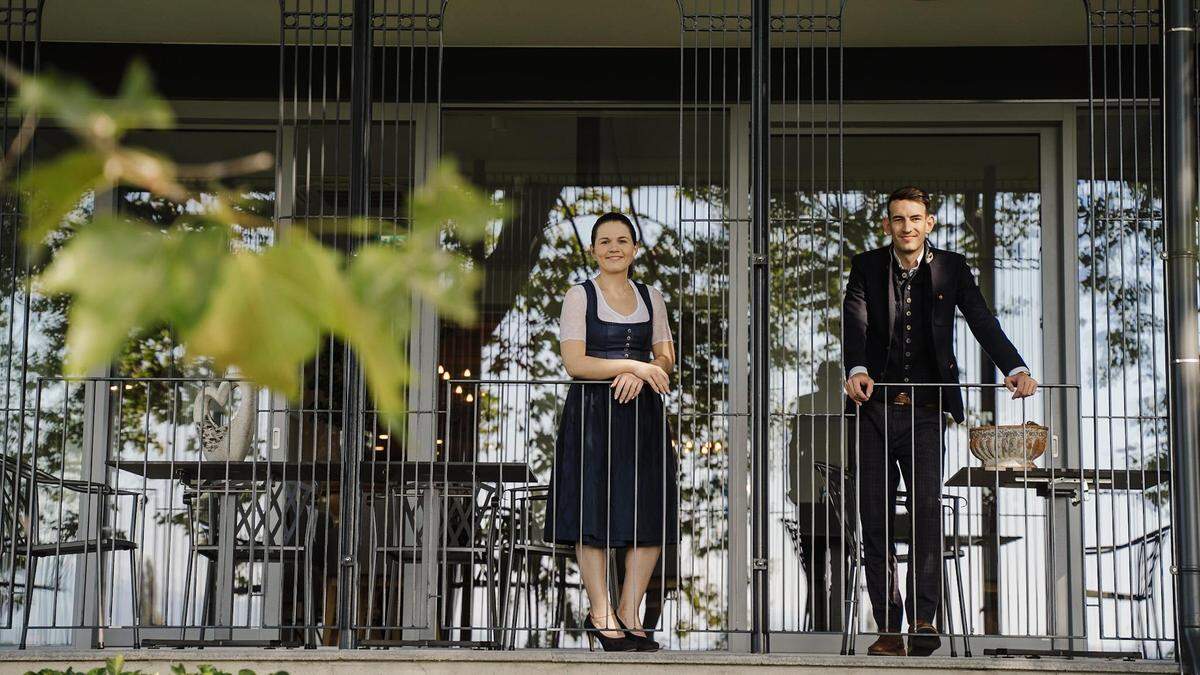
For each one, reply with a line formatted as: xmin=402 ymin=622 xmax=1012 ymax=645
xmin=937 ymin=293 xmax=944 ymax=300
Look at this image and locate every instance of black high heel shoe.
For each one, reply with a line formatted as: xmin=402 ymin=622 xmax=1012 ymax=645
xmin=615 ymin=614 xmax=660 ymax=652
xmin=583 ymin=614 xmax=638 ymax=652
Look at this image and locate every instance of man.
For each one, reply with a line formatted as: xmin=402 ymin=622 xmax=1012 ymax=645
xmin=842 ymin=186 xmax=1037 ymax=657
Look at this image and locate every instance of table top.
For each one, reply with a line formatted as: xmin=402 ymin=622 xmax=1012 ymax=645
xmin=107 ymin=459 xmax=534 ymax=485
xmin=945 ymin=466 xmax=1170 ymax=493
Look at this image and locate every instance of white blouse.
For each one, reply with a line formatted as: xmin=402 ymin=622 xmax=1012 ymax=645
xmin=558 ymin=278 xmax=673 ymax=345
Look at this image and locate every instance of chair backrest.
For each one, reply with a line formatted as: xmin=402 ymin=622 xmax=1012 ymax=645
xmin=194 ymin=480 xmax=315 ymax=549
xmin=813 ymin=461 xmax=856 ymax=543
xmin=1138 ymin=525 xmax=1171 ymax=600
xmin=0 ymin=460 xmax=33 ymax=547
xmin=380 ymin=482 xmax=498 ymax=554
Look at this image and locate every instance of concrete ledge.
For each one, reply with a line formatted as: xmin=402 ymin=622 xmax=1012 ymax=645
xmin=0 ymin=649 xmax=1178 ymax=675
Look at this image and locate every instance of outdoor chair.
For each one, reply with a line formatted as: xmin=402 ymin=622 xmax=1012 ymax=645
xmin=813 ymin=460 xmax=972 ymax=657
xmin=366 ymin=480 xmax=502 ymax=646
xmin=0 ymin=455 xmax=144 ymax=649
xmin=180 ymin=479 xmax=318 ymax=647
xmin=491 ymin=485 xmax=576 ymax=649
xmin=492 ymin=484 xmax=678 ymax=650
xmin=1084 ymin=523 xmax=1172 ymax=648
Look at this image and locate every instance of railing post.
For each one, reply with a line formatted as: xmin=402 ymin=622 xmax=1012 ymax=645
xmin=1164 ymin=0 xmax=1200 ymax=671
xmin=336 ymin=0 xmax=373 ymax=650
xmin=749 ymin=0 xmax=771 ymax=654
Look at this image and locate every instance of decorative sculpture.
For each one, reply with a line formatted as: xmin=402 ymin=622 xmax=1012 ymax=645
xmin=193 ymin=379 xmax=257 ymax=461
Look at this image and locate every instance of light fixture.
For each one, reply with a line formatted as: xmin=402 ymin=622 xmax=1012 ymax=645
xmin=465 ymin=394 xmax=474 ymax=403
xmin=109 ymin=385 xmax=118 ymax=392
xmin=442 ymin=372 xmax=450 ymax=380
xmin=379 ymin=433 xmax=390 ymax=440
xmin=436 ymin=439 xmax=444 ymax=445
xmin=437 ymin=364 xmax=445 ymax=374
xmin=463 ymin=368 xmax=471 ymax=377
xmin=454 ymin=385 xmax=463 ymax=395
xmin=373 ymin=445 xmax=384 ymax=452
xmin=713 ymin=441 xmax=723 ymax=452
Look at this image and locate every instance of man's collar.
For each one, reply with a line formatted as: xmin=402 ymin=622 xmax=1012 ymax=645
xmin=891 ymin=242 xmax=932 ymax=273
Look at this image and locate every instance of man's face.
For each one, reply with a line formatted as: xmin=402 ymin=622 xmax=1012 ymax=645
xmin=883 ymin=198 xmax=935 ymax=254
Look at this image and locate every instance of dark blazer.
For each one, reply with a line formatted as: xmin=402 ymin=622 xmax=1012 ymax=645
xmin=842 ymin=245 xmax=1026 ymax=423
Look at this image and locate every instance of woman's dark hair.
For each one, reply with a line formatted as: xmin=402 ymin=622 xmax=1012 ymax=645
xmin=590 ymin=212 xmax=640 ymax=246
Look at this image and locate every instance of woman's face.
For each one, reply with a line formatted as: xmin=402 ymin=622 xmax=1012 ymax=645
xmin=591 ymin=220 xmax=638 ymax=274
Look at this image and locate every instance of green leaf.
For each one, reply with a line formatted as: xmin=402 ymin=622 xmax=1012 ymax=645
xmin=17 ymin=61 xmax=172 ymax=141
xmin=111 ymin=60 xmax=174 ymax=132
xmin=39 ymin=218 xmax=228 ymax=375
xmin=105 ymin=656 xmax=124 ymax=675
xmin=184 ymin=232 xmax=336 ymax=396
xmin=410 ymin=158 xmax=503 ymax=244
xmin=19 ymin=149 xmax=106 ymax=247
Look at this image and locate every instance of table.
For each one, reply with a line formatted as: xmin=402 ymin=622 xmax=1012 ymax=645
xmin=108 ymin=459 xmax=533 ymax=485
xmin=945 ymin=467 xmax=1170 ymax=497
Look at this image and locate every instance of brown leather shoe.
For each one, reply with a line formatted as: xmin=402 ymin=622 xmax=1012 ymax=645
xmin=907 ymin=621 xmax=942 ymax=656
xmin=867 ymin=634 xmax=907 ymax=656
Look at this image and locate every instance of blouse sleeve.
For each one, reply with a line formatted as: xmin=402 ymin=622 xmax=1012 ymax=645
xmin=650 ymin=287 xmax=673 ymax=345
xmin=558 ymin=285 xmax=587 ymax=342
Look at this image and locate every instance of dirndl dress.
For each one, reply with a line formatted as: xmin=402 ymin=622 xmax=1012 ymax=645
xmin=544 ymin=280 xmax=678 ymax=548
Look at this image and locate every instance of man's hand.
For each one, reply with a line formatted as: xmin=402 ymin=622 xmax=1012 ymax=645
xmin=844 ymin=372 xmax=874 ymax=404
xmin=1004 ymin=371 xmax=1038 ymax=399
xmin=611 ymin=372 xmax=645 ymax=403
xmin=635 ymin=362 xmax=671 ymax=394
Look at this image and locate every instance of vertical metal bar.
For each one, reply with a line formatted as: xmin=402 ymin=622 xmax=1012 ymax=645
xmin=749 ymin=0 xmax=770 ymax=654
xmin=336 ymin=0 xmax=372 ymax=650
xmin=1164 ymin=0 xmax=1200 ymax=670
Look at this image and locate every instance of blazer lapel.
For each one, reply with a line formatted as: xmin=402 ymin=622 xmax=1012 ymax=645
xmin=925 ymin=245 xmax=939 ymax=309
xmin=879 ymin=249 xmax=895 ymax=342
xmin=926 ymin=245 xmax=946 ymax=309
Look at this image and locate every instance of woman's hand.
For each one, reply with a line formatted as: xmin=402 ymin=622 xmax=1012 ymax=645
xmin=635 ymin=362 xmax=671 ymax=394
xmin=611 ymin=372 xmax=644 ymax=403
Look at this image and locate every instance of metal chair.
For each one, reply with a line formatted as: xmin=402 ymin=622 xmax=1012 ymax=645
xmin=1085 ymin=524 xmax=1172 ymax=646
xmin=491 ymin=485 xmax=678 ymax=649
xmin=367 ymin=480 xmax=502 ymax=646
xmin=813 ymin=460 xmax=972 ymax=657
xmin=0 ymin=455 xmax=143 ymax=648
xmin=491 ymin=485 xmax=576 ymax=649
xmin=181 ymin=479 xmax=318 ymax=646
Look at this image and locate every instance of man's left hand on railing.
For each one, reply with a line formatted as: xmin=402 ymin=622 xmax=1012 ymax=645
xmin=1004 ymin=371 xmax=1038 ymax=399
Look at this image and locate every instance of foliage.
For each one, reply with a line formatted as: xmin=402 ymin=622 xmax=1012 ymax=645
xmin=24 ymin=655 xmax=288 ymax=675
xmin=4 ymin=60 xmax=500 ymax=426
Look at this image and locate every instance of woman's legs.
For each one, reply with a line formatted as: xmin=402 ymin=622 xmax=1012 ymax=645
xmin=616 ymin=544 xmax=661 ymax=637
xmin=576 ymin=543 xmax=624 ymax=638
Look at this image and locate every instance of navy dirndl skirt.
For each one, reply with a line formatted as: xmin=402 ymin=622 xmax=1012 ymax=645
xmin=544 ymin=382 xmax=678 ymax=548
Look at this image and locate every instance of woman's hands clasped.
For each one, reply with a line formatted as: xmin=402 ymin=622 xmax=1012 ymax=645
xmin=611 ymin=362 xmax=671 ymax=403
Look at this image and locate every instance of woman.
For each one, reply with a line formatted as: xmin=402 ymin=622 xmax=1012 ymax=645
xmin=544 ymin=212 xmax=677 ymax=652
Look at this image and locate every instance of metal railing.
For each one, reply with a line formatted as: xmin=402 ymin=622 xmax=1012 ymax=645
xmin=0 ymin=375 xmax=1176 ymax=658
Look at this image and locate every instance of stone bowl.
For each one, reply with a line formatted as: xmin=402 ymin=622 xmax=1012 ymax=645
xmin=968 ymin=421 xmax=1048 ymax=470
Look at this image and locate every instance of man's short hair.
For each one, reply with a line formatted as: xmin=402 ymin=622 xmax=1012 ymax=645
xmin=886 ymin=186 xmax=931 ymax=215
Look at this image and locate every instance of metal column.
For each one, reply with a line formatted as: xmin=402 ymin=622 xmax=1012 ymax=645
xmin=749 ymin=0 xmax=771 ymax=654
xmin=1164 ymin=0 xmax=1200 ymax=671
xmin=336 ymin=0 xmax=373 ymax=650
